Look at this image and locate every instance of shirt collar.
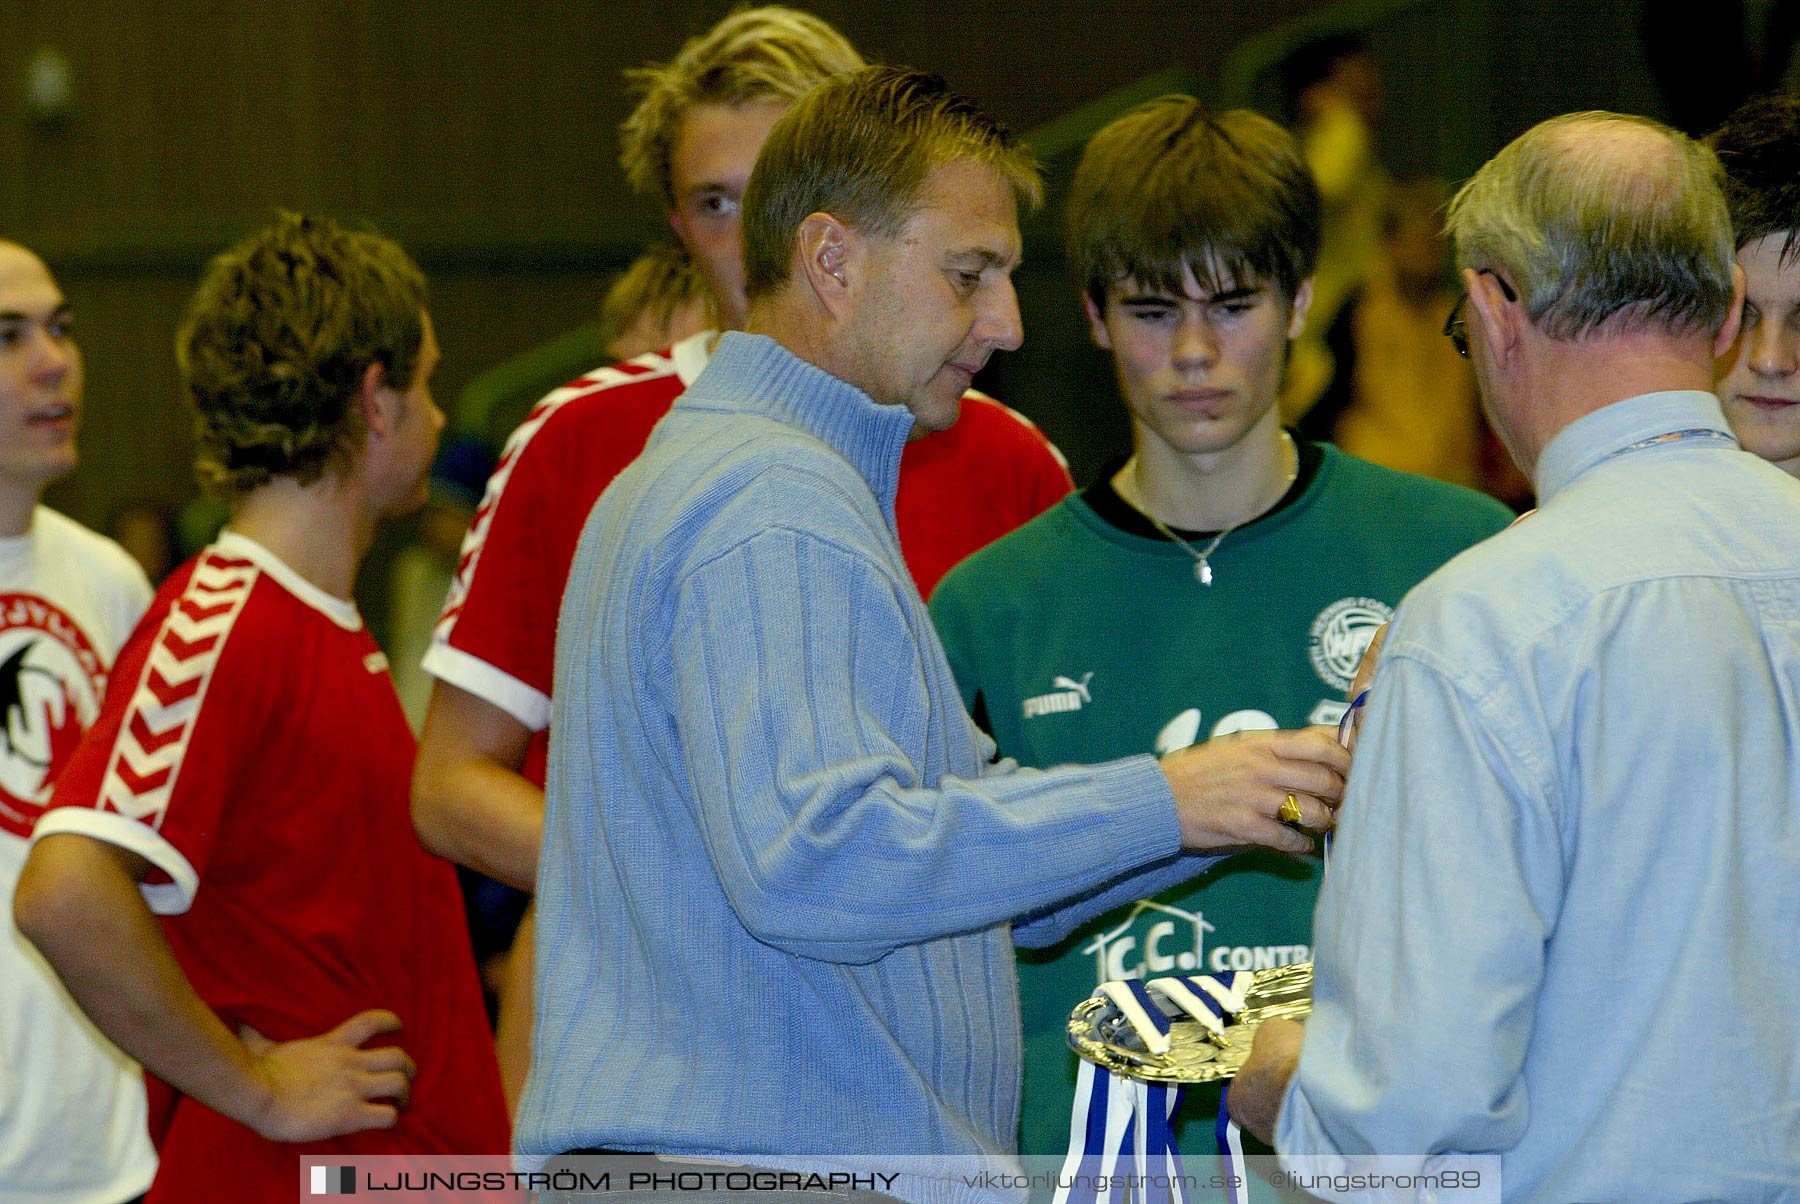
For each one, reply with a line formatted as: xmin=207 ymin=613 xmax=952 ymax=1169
xmin=0 ymin=507 xmax=44 ymax=562
xmin=679 ymin=331 xmax=915 ymax=511
xmin=1534 ymin=390 xmax=1737 ymax=502
xmin=670 ymin=328 xmax=716 ymax=387
xmin=214 ymin=530 xmax=363 ymax=631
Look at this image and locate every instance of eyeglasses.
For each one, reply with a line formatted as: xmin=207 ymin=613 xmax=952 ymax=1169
xmin=1443 ymin=270 xmax=1518 ymax=358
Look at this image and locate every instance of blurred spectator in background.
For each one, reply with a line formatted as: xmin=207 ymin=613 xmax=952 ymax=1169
xmin=596 ymin=241 xmax=713 ymax=363
xmin=460 ymin=241 xmax=715 ymax=456
xmin=1302 ymin=178 xmax=1532 ymax=507
xmin=106 ymin=496 xmax=181 ymax=585
xmin=1279 ymin=33 xmax=1390 ymax=424
xmin=1711 ymin=92 xmax=1800 ymax=481
xmin=387 ymin=436 xmax=497 ymax=732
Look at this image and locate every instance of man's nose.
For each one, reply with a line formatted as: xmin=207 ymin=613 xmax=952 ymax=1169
xmin=978 ymin=277 xmax=1024 ymax=353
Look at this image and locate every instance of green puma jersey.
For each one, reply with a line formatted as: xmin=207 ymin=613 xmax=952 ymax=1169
xmin=930 ymin=441 xmax=1514 ymax=1171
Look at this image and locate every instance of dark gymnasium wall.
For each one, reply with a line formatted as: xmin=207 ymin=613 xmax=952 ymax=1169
xmin=0 ymin=0 xmax=1664 ymax=534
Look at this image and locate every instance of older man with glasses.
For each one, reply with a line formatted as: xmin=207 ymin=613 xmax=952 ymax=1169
xmin=1234 ymin=111 xmax=1800 ymax=1203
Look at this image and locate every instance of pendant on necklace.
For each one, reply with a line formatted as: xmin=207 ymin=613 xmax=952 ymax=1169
xmin=1196 ymin=560 xmax=1213 ymax=586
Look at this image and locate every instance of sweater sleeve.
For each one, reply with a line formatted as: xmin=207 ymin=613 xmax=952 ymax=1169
xmin=668 ymin=524 xmax=1188 ymax=964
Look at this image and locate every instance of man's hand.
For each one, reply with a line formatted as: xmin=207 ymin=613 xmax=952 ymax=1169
xmin=1341 ymin=622 xmax=1388 ymax=753
xmin=18 ymin=834 xmax=419 ymax=1145
xmin=1232 ymin=1017 xmax=1305 ymax=1145
xmin=1161 ymin=728 xmax=1350 ymax=854
xmin=242 ymin=1010 xmax=416 ymax=1142
xmin=1349 ymin=623 xmax=1387 ymax=705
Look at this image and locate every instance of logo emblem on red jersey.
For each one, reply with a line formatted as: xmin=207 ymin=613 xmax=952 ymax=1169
xmin=0 ymin=593 xmax=106 ymax=838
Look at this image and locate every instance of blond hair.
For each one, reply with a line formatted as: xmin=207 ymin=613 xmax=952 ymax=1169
xmin=618 ymin=6 xmax=863 ymax=209
xmin=597 ymin=242 xmax=712 ymax=353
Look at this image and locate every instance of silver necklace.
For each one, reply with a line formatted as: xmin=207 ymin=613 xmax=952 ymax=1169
xmin=1130 ymin=432 xmax=1299 ymax=586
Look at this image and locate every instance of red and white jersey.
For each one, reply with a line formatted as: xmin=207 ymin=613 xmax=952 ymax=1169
xmin=39 ymin=532 xmax=508 ymax=1200
xmin=426 ymin=330 xmax=1072 ymax=767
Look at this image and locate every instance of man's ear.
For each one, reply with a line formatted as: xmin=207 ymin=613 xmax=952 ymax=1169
xmin=1465 ymin=267 xmax=1521 ymax=368
xmin=359 ymin=361 xmax=394 ymax=439
xmin=1082 ymin=293 xmax=1113 ymax=351
xmin=1287 ymin=277 xmax=1315 ymax=339
xmin=1713 ymin=262 xmax=1747 ymax=360
xmin=795 ymin=212 xmax=855 ymax=315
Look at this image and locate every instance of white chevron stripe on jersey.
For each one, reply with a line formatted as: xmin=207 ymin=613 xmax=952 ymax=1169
xmin=432 ymin=348 xmax=682 ymax=644
xmin=190 ymin=559 xmax=257 ymax=593
xmin=163 ymin=607 xmax=225 ymax=647
xmin=100 ymin=552 xmax=258 ymax=826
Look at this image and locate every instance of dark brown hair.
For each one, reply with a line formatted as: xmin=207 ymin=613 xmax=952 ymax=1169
xmin=177 ymin=212 xmax=426 ymax=497
xmin=1067 ymin=98 xmax=1320 ymax=308
xmin=741 ymin=66 xmax=1041 ymax=301
xmin=1710 ymin=93 xmax=1800 ymax=266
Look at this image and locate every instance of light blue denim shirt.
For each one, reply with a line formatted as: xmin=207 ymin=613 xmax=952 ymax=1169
xmin=1278 ymin=391 xmax=1800 ymax=1202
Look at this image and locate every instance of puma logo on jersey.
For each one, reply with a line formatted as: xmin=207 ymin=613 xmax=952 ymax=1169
xmin=1023 ymin=671 xmax=1093 ymax=719
xmin=363 ymin=651 xmax=389 ymax=674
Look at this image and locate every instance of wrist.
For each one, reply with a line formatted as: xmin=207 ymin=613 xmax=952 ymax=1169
xmin=229 ymin=1041 xmax=282 ymax=1136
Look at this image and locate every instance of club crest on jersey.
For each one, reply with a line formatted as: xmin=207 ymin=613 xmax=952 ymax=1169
xmin=1308 ymin=596 xmax=1393 ymax=691
xmin=1021 ymin=671 xmax=1093 ymax=720
xmin=0 ymin=594 xmax=106 ymax=839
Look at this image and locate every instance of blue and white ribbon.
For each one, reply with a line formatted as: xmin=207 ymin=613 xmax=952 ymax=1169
xmin=1057 ymin=973 xmax=1252 ymax=1204
xmin=1053 ymin=1061 xmax=1186 ymax=1204
xmin=1215 ymin=1082 xmax=1250 ymax=1204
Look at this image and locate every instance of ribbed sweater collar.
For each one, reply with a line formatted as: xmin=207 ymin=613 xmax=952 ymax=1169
xmin=679 ymin=331 xmax=914 ymax=511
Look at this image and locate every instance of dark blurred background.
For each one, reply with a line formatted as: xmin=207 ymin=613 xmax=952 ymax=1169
xmin=3 ymin=0 xmax=1793 ymax=648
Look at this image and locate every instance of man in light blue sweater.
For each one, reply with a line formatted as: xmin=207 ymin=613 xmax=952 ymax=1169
xmin=523 ymin=68 xmax=1351 ymax=1201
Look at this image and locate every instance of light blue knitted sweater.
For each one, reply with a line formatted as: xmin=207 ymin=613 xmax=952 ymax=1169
xmin=520 ymin=334 xmax=1212 ymax=1201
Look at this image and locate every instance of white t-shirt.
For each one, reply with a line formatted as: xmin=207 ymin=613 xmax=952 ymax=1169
xmin=0 ymin=505 xmax=156 ymax=1204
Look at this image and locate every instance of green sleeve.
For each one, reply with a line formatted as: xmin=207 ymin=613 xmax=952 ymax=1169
xmin=927 ymin=569 xmax=981 ymax=714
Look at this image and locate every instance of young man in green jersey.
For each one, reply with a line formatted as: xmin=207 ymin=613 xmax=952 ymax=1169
xmin=928 ymin=98 xmax=1515 ymax=1183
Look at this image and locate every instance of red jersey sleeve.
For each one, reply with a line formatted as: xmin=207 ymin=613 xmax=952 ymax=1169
xmin=424 ymin=397 xmax=583 ymax=730
xmin=425 ymin=357 xmax=689 ymax=730
xmin=36 ymin=550 xmax=267 ymax=913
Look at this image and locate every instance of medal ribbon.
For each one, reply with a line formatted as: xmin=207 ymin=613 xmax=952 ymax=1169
xmin=1058 ymin=973 xmax=1251 ymax=1204
xmin=1215 ymin=1082 xmax=1249 ymax=1204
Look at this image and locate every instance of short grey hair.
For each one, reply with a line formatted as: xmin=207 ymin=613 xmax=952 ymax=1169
xmin=1445 ymin=111 xmax=1735 ymax=339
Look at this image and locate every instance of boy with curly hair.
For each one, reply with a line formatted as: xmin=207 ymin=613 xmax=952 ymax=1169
xmin=15 ymin=213 xmax=508 ymax=1201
